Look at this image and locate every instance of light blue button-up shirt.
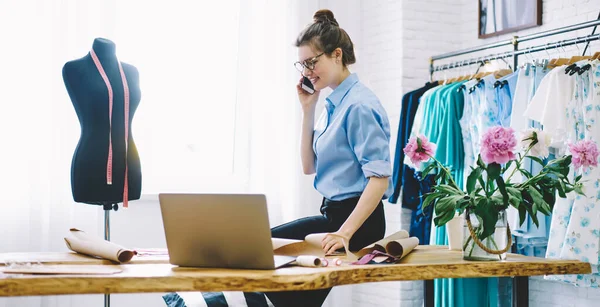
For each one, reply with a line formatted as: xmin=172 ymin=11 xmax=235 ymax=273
xmin=313 ymin=73 xmax=393 ymax=201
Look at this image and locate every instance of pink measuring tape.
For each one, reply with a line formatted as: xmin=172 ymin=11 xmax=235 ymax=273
xmin=90 ymin=49 xmax=130 ymax=208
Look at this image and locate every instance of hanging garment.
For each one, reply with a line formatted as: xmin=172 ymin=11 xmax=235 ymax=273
xmin=406 ymin=168 xmax=435 ymax=244
xmin=494 ymin=70 xmax=519 ymax=127
xmin=544 ymin=61 xmax=600 ymax=287
xmin=390 ymin=81 xmax=439 ymax=205
xmin=401 ymin=85 xmax=444 ymax=241
xmin=507 ymin=64 xmax=552 ymax=256
xmin=459 ymin=79 xmax=480 ymax=185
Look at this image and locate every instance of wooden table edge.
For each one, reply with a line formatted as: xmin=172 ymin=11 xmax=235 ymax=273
xmin=0 ymin=260 xmax=591 ymax=296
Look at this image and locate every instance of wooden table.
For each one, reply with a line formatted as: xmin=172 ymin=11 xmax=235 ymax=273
xmin=0 ymin=246 xmax=591 ymax=306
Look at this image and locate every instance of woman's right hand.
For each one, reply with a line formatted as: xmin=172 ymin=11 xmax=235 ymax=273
xmin=296 ymin=76 xmax=319 ymax=111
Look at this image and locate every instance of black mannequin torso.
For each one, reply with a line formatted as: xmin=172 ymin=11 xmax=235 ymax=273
xmin=63 ymin=38 xmax=142 ymax=205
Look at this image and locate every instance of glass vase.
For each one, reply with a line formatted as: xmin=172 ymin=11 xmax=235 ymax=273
xmin=462 ymin=210 xmax=509 ymax=261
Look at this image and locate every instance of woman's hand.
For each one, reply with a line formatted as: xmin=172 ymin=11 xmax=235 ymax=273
xmin=321 ymin=231 xmax=350 ymax=255
xmin=296 ymin=76 xmax=319 ymax=111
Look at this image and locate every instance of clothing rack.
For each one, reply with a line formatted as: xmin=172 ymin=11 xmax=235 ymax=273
xmin=429 ymin=19 xmax=600 ymax=79
xmin=423 ymin=18 xmax=600 ymax=307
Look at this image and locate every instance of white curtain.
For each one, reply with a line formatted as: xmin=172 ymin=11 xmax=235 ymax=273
xmin=0 ymin=0 xmax=327 ymax=306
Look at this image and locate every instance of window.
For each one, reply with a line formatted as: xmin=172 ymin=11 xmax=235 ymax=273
xmin=114 ymin=0 xmax=246 ymax=194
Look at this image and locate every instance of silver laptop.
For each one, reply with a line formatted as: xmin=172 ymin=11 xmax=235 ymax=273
xmin=159 ymin=193 xmax=295 ymax=269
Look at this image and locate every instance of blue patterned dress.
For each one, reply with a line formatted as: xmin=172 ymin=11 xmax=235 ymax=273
xmin=546 ymin=60 xmax=600 ymax=287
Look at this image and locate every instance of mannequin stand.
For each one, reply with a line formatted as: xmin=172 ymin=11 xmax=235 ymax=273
xmin=102 ymin=203 xmax=119 ymax=307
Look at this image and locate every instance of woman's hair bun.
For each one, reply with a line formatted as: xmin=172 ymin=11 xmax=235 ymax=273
xmin=313 ymin=9 xmax=339 ymax=27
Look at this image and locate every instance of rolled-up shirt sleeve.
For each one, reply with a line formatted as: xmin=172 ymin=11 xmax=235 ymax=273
xmin=345 ymin=103 xmax=392 ymax=178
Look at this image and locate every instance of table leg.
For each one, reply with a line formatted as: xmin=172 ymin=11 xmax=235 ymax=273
xmin=424 ymin=279 xmax=434 ymax=307
xmin=513 ymin=276 xmax=529 ymax=307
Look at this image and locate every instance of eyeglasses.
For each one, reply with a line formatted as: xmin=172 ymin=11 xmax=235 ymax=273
xmin=294 ymin=52 xmax=325 ymax=73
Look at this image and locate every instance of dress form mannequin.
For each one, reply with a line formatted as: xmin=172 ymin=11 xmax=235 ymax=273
xmin=62 ymin=37 xmax=142 ymax=307
xmin=63 ymin=38 xmax=142 ymax=208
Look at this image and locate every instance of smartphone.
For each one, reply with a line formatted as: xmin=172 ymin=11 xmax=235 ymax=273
xmin=301 ymin=76 xmax=315 ymax=94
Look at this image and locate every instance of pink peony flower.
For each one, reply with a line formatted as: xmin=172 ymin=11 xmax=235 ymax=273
xmin=404 ymin=135 xmax=436 ymax=167
xmin=568 ymin=140 xmax=599 ymax=170
xmin=480 ymin=126 xmax=517 ymax=164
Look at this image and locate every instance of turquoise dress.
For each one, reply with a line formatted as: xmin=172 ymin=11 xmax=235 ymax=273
xmin=416 ymin=81 xmax=499 ymax=307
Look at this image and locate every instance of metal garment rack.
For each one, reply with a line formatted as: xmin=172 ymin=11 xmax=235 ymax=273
xmin=422 ymin=18 xmax=600 ymax=307
xmin=429 ymin=19 xmax=600 ymax=79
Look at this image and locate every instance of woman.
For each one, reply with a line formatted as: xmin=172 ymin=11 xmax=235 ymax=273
xmin=266 ymin=9 xmax=393 ymax=307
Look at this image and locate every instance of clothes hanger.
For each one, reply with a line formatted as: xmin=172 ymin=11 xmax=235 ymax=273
xmin=447 ymin=63 xmax=459 ymax=84
xmin=523 ymin=46 xmax=534 ymax=74
xmin=536 ymin=44 xmax=550 ymax=68
xmin=592 ymin=51 xmax=600 ymax=60
xmin=472 ymin=58 xmax=485 ymax=80
xmin=547 ymin=41 xmax=569 ymax=68
xmin=456 ymin=60 xmax=467 ymax=81
xmin=441 ymin=64 xmax=449 ymax=85
xmin=467 ymin=58 xmax=485 ymax=93
xmin=546 ymin=43 xmax=558 ymax=66
xmin=467 ymin=58 xmax=482 ymax=81
xmin=493 ymin=52 xmax=514 ymax=78
xmin=461 ymin=59 xmax=473 ymax=81
xmin=445 ymin=64 xmax=455 ymax=84
xmin=568 ymin=38 xmax=592 ymax=64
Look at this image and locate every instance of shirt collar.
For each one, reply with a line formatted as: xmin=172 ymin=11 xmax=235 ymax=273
xmin=326 ymin=73 xmax=359 ymax=110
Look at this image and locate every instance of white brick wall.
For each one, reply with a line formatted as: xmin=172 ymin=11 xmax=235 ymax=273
xmin=324 ymin=0 xmax=600 ymax=306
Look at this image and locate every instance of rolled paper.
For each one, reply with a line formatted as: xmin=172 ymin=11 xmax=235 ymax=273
xmin=320 ymin=258 xmax=329 ymax=267
xmin=64 ymin=228 xmax=135 ymax=263
xmin=296 ymin=255 xmax=322 ymax=267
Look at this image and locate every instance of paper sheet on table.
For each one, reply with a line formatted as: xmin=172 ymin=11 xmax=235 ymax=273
xmin=272 ymin=237 xmax=326 ymax=257
xmin=64 ymin=228 xmax=135 ymax=263
xmin=1 ymin=265 xmax=123 ymax=275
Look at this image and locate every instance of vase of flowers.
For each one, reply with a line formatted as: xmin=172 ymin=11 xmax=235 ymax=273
xmin=404 ymin=126 xmax=598 ymax=261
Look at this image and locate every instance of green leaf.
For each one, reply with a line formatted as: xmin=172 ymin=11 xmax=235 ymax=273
xmin=502 ymin=160 xmax=514 ymax=173
xmin=519 ymin=168 xmax=533 ymax=179
xmin=456 ymin=197 xmax=471 ymax=210
xmin=541 ymin=186 xmax=556 ymax=209
xmin=527 ymin=186 xmax=552 ymax=216
xmin=422 ymin=163 xmax=437 ymax=177
xmin=527 ymin=156 xmax=545 ymax=167
xmin=575 ymin=174 xmax=583 ymax=182
xmin=496 ymin=176 xmax=509 ymax=208
xmin=574 ymin=183 xmax=585 ymax=196
xmin=548 ymin=170 xmax=566 ymax=179
xmin=556 ymin=180 xmax=567 ymax=198
xmin=527 ymin=186 xmax=546 ymax=205
xmin=487 ymin=163 xmax=501 ymax=181
xmin=434 ymin=197 xmax=454 ymax=216
xmin=530 ymin=210 xmax=540 ymax=227
xmin=467 ymin=167 xmax=483 ymax=194
xmin=520 ymin=189 xmax=540 ymax=227
xmin=433 ymin=209 xmax=455 ymax=226
xmin=527 ymin=186 xmax=552 ymax=215
xmin=508 ymin=193 xmax=521 ymax=208
xmin=506 ymin=186 xmax=521 ymax=197
xmin=478 ymin=176 xmax=488 ymax=196
xmin=477 ymin=155 xmax=486 ymax=168
xmin=433 ymin=184 xmax=462 ymax=195
xmin=473 ymin=199 xmax=499 ymax=240
xmin=422 ymin=192 xmax=441 ymax=208
xmin=518 ymin=206 xmax=527 ymax=226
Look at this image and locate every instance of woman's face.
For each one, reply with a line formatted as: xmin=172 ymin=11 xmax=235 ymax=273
xmin=297 ymin=45 xmax=338 ymax=91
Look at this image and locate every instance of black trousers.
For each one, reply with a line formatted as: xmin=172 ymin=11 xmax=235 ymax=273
xmin=265 ymin=196 xmax=386 ymax=307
